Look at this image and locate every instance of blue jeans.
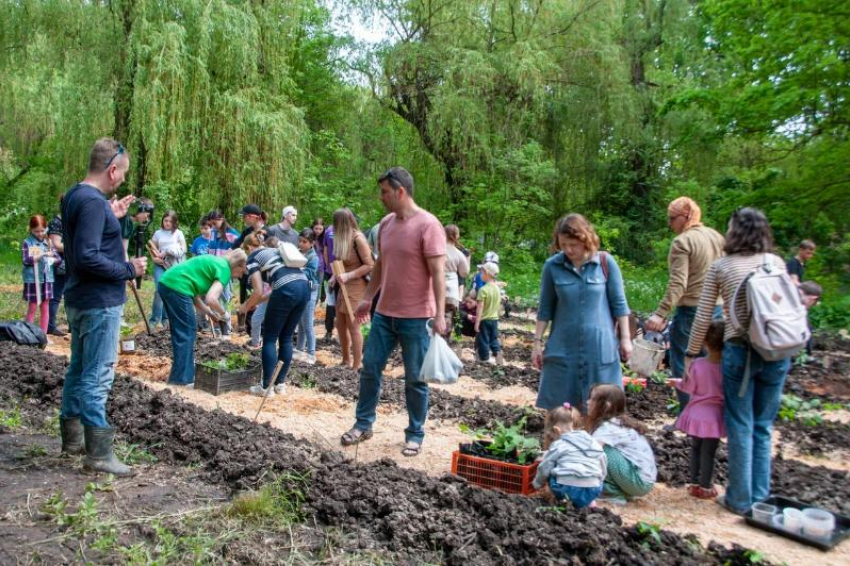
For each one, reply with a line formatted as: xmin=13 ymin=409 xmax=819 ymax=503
xmin=149 ymin=265 xmax=169 ymax=327
xmin=296 ymin=287 xmax=319 ymax=355
xmin=475 ymin=319 xmax=501 ymax=361
xmin=159 ymin=283 xmax=197 ymax=385
xmin=61 ymin=305 xmax=122 ymax=427
xmin=669 ymin=305 xmax=722 ymax=408
xmin=47 ymin=272 xmax=66 ymax=332
xmin=548 ymin=478 xmax=603 ymax=509
xmin=355 ymin=313 xmax=430 ymax=443
xmin=261 ymin=281 xmax=310 ymax=387
xmin=722 ymin=342 xmax=790 ymax=513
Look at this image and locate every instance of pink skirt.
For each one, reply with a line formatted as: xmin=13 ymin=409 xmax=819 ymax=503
xmin=676 ymin=403 xmax=725 ymax=439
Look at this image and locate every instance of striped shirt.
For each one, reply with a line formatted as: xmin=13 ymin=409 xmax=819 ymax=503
xmin=246 ymin=248 xmax=307 ymax=291
xmin=687 ymin=253 xmax=787 ymax=355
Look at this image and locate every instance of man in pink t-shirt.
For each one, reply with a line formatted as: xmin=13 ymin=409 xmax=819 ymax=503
xmin=339 ymin=166 xmax=446 ymax=457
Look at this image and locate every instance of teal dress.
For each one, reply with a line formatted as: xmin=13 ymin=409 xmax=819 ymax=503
xmin=536 ymin=252 xmax=630 ymax=412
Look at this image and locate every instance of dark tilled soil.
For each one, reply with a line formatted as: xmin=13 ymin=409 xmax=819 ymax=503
xmin=648 ymin=430 xmax=850 ymax=516
xmin=289 ymin=366 xmax=544 ymax=433
xmin=133 ymin=332 xmax=271 ymax=365
xmin=462 ymin=362 xmax=540 ymax=391
xmin=776 ymin=418 xmax=850 ymax=456
xmin=785 ymin=356 xmax=850 ymax=402
xmin=0 ymin=341 xmax=761 ymax=564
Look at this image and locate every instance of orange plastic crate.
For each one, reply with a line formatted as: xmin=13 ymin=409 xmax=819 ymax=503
xmin=451 ymin=450 xmax=539 ymax=495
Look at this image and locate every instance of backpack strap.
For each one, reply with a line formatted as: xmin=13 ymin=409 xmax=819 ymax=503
xmin=729 ymin=254 xmax=764 ymax=334
xmin=599 ymin=251 xmax=609 ymax=281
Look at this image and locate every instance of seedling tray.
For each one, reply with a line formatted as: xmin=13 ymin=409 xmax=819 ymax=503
xmin=743 ymin=495 xmax=850 ymax=551
xmin=452 ymin=447 xmax=538 ymax=496
xmin=194 ymin=363 xmax=258 ymax=396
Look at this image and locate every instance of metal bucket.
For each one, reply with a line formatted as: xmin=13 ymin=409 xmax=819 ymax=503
xmin=628 ymin=337 xmax=666 ymax=376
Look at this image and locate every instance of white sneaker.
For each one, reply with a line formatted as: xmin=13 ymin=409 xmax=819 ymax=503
xmin=485 ymin=357 xmax=496 ymax=365
xmin=249 ymin=384 xmax=275 ymax=397
xmin=292 ymin=350 xmax=306 ymax=361
xmin=304 ymin=355 xmax=316 ymax=365
xmin=274 ymin=383 xmax=287 ymax=395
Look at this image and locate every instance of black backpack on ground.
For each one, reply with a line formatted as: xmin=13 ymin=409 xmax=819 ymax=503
xmin=0 ymin=321 xmax=48 ymax=349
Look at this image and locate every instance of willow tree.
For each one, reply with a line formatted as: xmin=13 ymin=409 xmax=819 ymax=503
xmin=0 ymin=0 xmax=316 ymax=221
xmin=344 ymin=0 xmax=713 ymax=258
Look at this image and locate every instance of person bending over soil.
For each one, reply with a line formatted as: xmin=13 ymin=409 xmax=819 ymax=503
xmin=158 ymin=250 xmax=247 ymax=386
xmin=238 ymin=244 xmax=310 ymax=397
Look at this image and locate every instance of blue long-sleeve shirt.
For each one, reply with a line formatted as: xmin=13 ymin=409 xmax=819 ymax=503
xmin=62 ymin=183 xmax=135 ymax=309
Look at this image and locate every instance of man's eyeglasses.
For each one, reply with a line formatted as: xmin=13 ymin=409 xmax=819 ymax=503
xmin=105 ymin=144 xmax=125 ymax=169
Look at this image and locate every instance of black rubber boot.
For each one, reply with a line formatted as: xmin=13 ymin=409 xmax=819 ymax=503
xmin=83 ymin=426 xmax=133 ymax=476
xmin=60 ymin=417 xmax=84 ymax=455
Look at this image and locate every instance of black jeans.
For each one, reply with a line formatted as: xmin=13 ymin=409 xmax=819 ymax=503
xmin=689 ymin=436 xmax=720 ymax=489
xmin=475 ymin=319 xmax=501 ymax=361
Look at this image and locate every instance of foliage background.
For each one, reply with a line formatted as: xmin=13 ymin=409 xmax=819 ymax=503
xmin=1 ymin=0 xmax=847 ymax=327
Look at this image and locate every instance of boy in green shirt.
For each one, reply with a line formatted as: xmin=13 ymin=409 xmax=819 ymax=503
xmin=475 ymin=262 xmax=504 ymax=365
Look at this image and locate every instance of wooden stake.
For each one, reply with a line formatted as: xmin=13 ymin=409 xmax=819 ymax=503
xmin=332 ymin=260 xmax=355 ymax=321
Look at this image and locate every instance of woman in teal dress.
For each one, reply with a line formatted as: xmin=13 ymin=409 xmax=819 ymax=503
xmin=532 ymin=214 xmax=633 ymax=412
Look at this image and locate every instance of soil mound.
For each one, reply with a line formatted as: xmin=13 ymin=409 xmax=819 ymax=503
xmin=1 ymin=341 xmax=761 ymax=564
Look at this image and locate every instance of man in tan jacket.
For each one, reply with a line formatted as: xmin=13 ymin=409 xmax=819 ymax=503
xmin=645 ymin=197 xmax=724 ymax=408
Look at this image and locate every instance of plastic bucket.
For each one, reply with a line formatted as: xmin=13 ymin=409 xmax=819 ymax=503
xmin=628 ymin=337 xmax=666 ymax=376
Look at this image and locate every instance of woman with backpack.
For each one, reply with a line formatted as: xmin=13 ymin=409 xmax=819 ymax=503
xmin=531 ymin=214 xmax=632 ymax=413
xmin=686 ymin=207 xmax=801 ymax=516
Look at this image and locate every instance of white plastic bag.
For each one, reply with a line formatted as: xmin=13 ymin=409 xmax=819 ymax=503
xmin=418 ymin=321 xmax=463 ymax=385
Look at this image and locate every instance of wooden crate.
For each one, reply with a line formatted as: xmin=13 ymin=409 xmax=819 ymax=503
xmin=194 ymin=364 xmax=258 ymax=396
xmin=451 ymin=450 xmax=538 ymax=495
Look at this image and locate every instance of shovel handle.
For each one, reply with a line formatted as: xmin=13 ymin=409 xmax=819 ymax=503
xmin=253 ymin=361 xmax=285 ymax=422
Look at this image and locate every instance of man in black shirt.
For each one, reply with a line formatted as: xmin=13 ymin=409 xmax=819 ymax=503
xmin=61 ymin=138 xmax=147 ymax=477
xmin=786 ymin=240 xmax=816 ymax=285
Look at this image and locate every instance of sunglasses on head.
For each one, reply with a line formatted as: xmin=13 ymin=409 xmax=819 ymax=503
xmin=105 ymin=144 xmax=125 ymax=169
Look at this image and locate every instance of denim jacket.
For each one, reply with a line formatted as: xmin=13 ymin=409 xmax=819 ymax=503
xmin=21 ymin=235 xmax=55 ymax=284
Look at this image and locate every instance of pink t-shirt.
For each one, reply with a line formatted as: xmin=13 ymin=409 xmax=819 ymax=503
xmin=376 ymin=209 xmax=446 ymax=318
xmin=675 ymin=358 xmax=725 ymax=439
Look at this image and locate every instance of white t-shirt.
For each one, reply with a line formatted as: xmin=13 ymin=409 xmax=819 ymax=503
xmin=152 ymin=229 xmax=187 ymax=264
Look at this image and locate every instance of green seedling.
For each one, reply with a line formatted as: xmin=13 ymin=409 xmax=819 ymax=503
xmin=201 ymin=352 xmax=251 ymax=371
xmin=120 ymin=326 xmax=134 ymax=338
xmin=636 ymin=521 xmax=662 ymax=547
xmin=114 ymin=442 xmax=158 ymax=465
xmin=666 ymin=397 xmax=681 ymax=416
xmin=485 ymin=417 xmax=540 ymax=464
xmin=18 ymin=443 xmax=48 ymax=459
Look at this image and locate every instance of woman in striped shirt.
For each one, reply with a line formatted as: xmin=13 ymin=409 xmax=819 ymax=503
xmin=238 ymin=245 xmax=309 ymax=397
xmin=686 ymin=208 xmax=790 ymax=515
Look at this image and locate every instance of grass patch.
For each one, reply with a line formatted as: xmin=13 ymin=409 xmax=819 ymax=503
xmin=227 ymin=472 xmax=308 ymax=525
xmin=114 ymin=442 xmax=158 ymax=465
xmin=0 ymin=404 xmax=23 ymax=430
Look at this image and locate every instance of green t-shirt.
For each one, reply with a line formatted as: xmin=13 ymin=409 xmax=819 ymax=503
xmin=478 ymin=282 xmax=501 ymax=320
xmin=159 ymin=255 xmax=231 ymax=297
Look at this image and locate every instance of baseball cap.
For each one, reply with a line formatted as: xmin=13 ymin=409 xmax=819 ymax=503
xmin=239 ymin=204 xmax=262 ymax=216
xmin=282 ymin=205 xmax=297 ymax=219
xmin=481 ymin=262 xmax=500 ymax=277
xmin=483 ymin=251 xmax=499 ymax=264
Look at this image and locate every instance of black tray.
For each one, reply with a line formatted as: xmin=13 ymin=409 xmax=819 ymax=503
xmin=743 ymin=495 xmax=850 ymax=551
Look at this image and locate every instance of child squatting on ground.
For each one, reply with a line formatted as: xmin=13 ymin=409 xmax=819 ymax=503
xmin=475 ymin=261 xmax=504 ymax=365
xmin=533 ymin=403 xmax=607 ymax=508
xmin=674 ymin=320 xmax=725 ymax=499
xmin=586 ymin=385 xmax=658 ymax=504
xmin=21 ymin=215 xmax=58 ymax=333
